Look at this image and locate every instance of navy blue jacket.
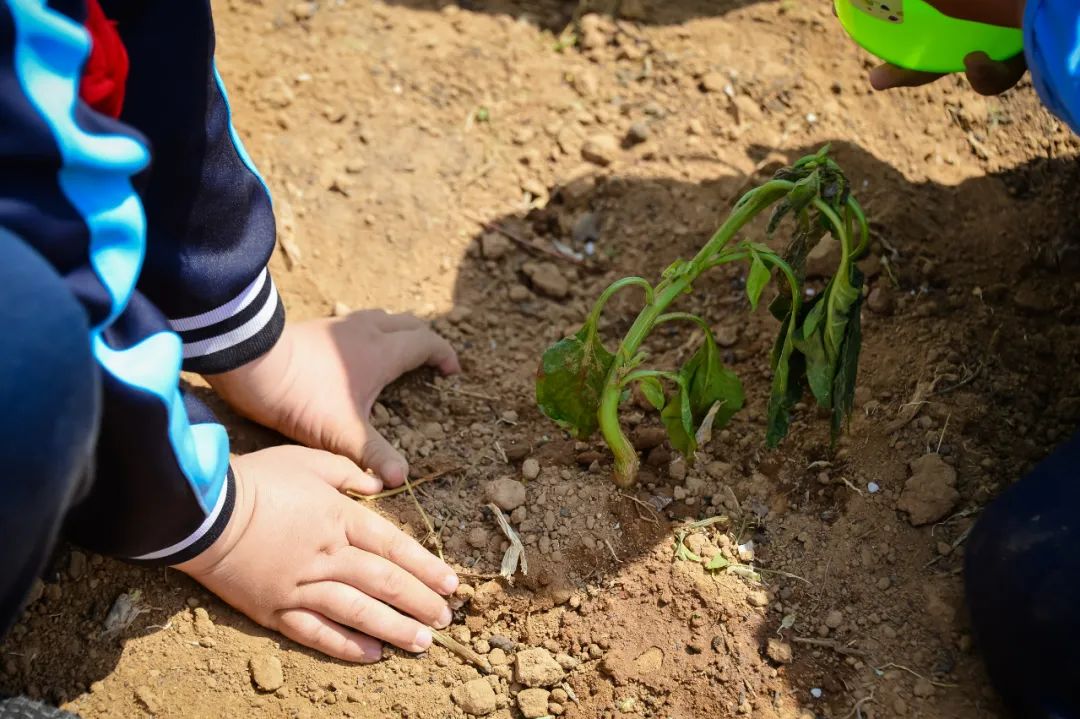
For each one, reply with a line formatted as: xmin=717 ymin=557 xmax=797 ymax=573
xmin=1 ymin=0 xmax=279 ymax=564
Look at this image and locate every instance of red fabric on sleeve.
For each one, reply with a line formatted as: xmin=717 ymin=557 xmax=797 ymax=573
xmin=79 ymin=0 xmax=129 ymax=118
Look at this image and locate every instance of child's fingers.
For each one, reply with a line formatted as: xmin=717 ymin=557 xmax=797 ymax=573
xmin=345 ymin=502 xmax=459 ymax=597
xmin=963 ymin=52 xmax=1027 ymax=96
xmin=277 ymin=607 xmax=383 ymax=663
xmin=294 ymin=446 xmax=384 ymax=495
xmin=327 ymin=546 xmax=453 ymax=630
xmin=360 ymin=425 xmax=410 ymax=488
xmin=869 ymin=63 xmax=944 ymax=91
xmin=388 ymin=327 xmax=461 ymax=377
xmin=363 ymin=309 xmax=426 ymax=333
xmin=298 ymin=581 xmax=433 ymax=653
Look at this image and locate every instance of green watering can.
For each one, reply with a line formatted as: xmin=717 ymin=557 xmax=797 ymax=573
xmin=834 ymin=0 xmax=1024 ymax=73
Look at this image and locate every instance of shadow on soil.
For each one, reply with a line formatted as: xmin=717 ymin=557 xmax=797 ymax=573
xmin=380 ymin=0 xmax=766 ymax=28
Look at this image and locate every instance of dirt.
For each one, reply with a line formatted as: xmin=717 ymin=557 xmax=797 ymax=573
xmin=4 ymin=0 xmax=1080 ymax=717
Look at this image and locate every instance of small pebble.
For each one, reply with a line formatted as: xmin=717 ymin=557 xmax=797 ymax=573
xmin=522 ymin=458 xmax=541 ymax=480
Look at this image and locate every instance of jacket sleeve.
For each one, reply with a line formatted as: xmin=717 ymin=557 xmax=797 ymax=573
xmin=0 ymin=0 xmax=233 ymax=565
xmin=1024 ymin=0 xmax=1080 ymax=136
xmin=104 ymin=0 xmax=284 ymax=374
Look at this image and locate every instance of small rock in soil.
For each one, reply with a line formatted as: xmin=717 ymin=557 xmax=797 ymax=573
xmin=700 ymin=72 xmax=727 ymax=93
xmin=897 ymin=454 xmax=959 ymax=526
xmin=503 ymin=438 xmax=532 ymax=461
xmin=522 ymin=458 xmax=541 ymax=480
xmin=515 ymin=648 xmax=565 ymax=687
xmin=626 ymin=122 xmax=650 ymax=145
xmin=806 ymin=239 xmax=842 ymax=279
xmin=572 ymin=212 xmax=601 ymax=245
xmin=486 ymin=478 xmax=527 ymax=511
xmin=480 ymin=232 xmax=512 ymax=260
xmin=249 ymin=654 xmax=285 ymax=692
xmin=715 ymin=325 xmax=739 ymax=347
xmin=134 ymin=686 xmax=159 ymax=715
xmin=291 ymin=2 xmax=316 ymax=21
xmin=488 ymin=634 xmax=517 ymax=652
xmin=193 ymin=607 xmax=214 ymax=636
xmin=765 ymin=638 xmax=793 ymax=664
xmin=668 ymin=457 xmax=687 ymax=481
xmin=581 ymin=133 xmax=619 ymax=166
xmin=523 ymin=261 xmax=569 ymax=299
xmin=747 ymin=590 xmax=769 ymax=608
xmin=1013 ymin=279 xmax=1060 ymax=313
xmin=68 ymin=551 xmax=87 ymax=580
xmin=576 ymin=450 xmax=604 ymax=466
xmin=825 ymin=609 xmax=844 ymax=629
xmin=452 ymin=677 xmax=497 ymax=716
xmin=555 ymin=653 xmax=578 ymax=670
xmin=419 ymin=421 xmax=445 ymax=440
xmin=467 ymin=527 xmax=490 ymax=549
xmin=631 ymin=426 xmax=667 ymax=451
xmin=867 ymin=285 xmax=895 ymax=315
xmin=913 ymin=678 xmax=935 ymax=698
xmin=516 ymin=688 xmax=551 ymax=718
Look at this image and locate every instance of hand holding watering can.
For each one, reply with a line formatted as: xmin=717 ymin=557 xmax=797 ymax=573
xmin=834 ymin=0 xmax=1028 ymax=95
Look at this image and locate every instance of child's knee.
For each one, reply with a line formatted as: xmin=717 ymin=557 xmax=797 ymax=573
xmin=0 ymin=231 xmax=99 ymax=494
xmin=965 ymin=434 xmax=1080 ymax=717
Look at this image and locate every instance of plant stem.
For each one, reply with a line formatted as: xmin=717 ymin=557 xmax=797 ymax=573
xmin=655 ymin=312 xmax=713 ymax=333
xmin=598 ymin=180 xmax=795 ymax=487
xmin=588 ymin=276 xmax=654 ymax=327
xmin=847 ymin=196 xmax=870 ymax=260
xmin=620 ymin=368 xmax=683 ymax=388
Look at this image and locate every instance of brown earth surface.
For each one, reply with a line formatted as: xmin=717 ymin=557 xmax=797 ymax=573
xmin=4 ymin=1 xmax=1080 ymax=718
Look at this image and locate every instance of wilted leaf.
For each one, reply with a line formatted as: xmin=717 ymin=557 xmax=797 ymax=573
xmin=674 ymin=534 xmax=702 ymax=563
xmin=746 ymin=252 xmax=770 ymax=311
xmin=663 ymin=331 xmax=746 ymax=459
xmin=661 ymin=381 xmax=696 ymax=457
xmin=637 ymin=376 xmax=666 ymax=410
xmin=830 ymin=270 xmax=864 ymax=439
xmin=706 ymin=554 xmax=731 ymax=571
xmin=792 ymin=297 xmax=832 ymax=407
xmin=686 ymin=332 xmax=745 ymax=428
xmin=766 ymin=313 xmax=807 ymax=448
xmin=536 ymin=323 xmax=614 ymax=439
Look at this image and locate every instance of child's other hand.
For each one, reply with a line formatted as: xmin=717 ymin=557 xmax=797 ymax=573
xmin=207 ymin=310 xmax=460 ymax=490
xmin=870 ymin=52 xmax=1027 ymax=95
xmin=175 ymin=446 xmax=458 ymax=662
xmin=860 ymin=0 xmax=1028 ymax=96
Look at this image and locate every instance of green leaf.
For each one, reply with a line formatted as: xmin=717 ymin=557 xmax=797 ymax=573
xmin=766 ymin=313 xmax=807 ymax=448
xmin=535 ymin=323 xmax=614 ymax=439
xmin=746 ymin=252 xmax=770 ymax=311
xmin=830 ymin=269 xmax=864 ymax=439
xmin=661 ymin=381 xmax=696 ymax=457
xmin=823 ymin=267 xmax=862 ymax=363
xmin=706 ymin=554 xmax=731 ymax=571
xmin=673 ymin=531 xmax=703 ymax=563
xmin=792 ymin=296 xmax=832 ymax=408
xmin=685 ymin=332 xmax=745 ymax=429
xmin=637 ymin=376 xmax=666 ymax=411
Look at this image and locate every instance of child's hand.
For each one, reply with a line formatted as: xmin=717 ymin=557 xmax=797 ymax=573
xmin=207 ymin=310 xmax=460 ymax=489
xmin=861 ymin=0 xmax=1028 ymax=95
xmin=175 ymin=445 xmax=458 ymax=662
xmin=870 ymin=52 xmax=1027 ymax=95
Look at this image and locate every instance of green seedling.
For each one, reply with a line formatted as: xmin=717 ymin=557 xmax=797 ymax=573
xmin=536 ymin=147 xmax=869 ymax=487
